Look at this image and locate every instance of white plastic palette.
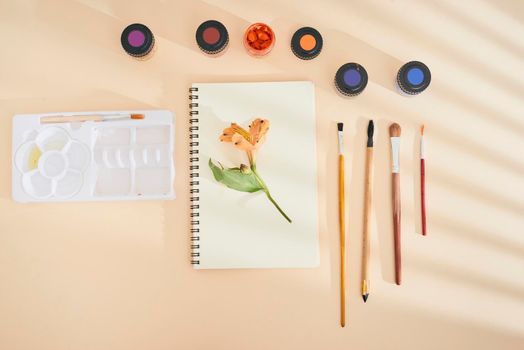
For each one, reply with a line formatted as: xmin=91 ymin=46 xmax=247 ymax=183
xmin=12 ymin=110 xmax=175 ymax=202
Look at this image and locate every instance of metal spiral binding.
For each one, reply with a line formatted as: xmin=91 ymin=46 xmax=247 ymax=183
xmin=189 ymin=87 xmax=200 ymax=265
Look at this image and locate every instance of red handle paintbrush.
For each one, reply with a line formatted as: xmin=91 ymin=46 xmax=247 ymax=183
xmin=389 ymin=123 xmax=402 ymax=285
xmin=420 ymin=125 xmax=427 ymax=236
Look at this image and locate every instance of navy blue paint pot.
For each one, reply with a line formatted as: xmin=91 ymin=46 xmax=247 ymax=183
xmin=397 ymin=61 xmax=431 ymax=95
xmin=334 ymin=62 xmax=368 ymax=96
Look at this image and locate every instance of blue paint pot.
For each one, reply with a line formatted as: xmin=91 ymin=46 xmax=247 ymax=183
xmin=397 ymin=61 xmax=431 ymax=95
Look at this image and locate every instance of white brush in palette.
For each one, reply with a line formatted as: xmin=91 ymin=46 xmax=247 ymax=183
xmin=12 ymin=110 xmax=175 ymax=202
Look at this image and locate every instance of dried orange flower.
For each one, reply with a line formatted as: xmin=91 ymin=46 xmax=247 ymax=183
xmin=220 ymin=118 xmax=269 ymax=165
xmin=210 ymin=118 xmax=291 ymax=223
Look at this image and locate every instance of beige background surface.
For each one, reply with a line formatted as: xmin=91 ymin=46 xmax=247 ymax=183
xmin=1 ymin=0 xmax=523 ymax=349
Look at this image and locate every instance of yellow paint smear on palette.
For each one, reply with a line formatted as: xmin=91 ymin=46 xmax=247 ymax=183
xmin=28 ymin=146 xmax=42 ymax=170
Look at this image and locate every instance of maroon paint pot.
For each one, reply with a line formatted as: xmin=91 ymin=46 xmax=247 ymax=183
xmin=196 ymin=20 xmax=229 ymax=56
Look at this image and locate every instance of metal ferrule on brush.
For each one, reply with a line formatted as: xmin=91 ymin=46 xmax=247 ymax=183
xmin=337 ymin=123 xmax=344 ymax=154
xmin=420 ymin=136 xmax=425 ymax=159
xmin=390 ymin=137 xmax=400 ymax=173
xmin=338 ymin=131 xmax=344 ymax=154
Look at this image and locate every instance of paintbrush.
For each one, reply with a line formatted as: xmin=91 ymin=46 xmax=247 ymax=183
xmin=362 ymin=120 xmax=373 ymax=302
xmin=41 ymin=113 xmax=145 ymax=124
xmin=420 ymin=125 xmax=427 ymax=236
xmin=389 ymin=123 xmax=402 ymax=285
xmin=337 ymin=122 xmax=346 ymax=327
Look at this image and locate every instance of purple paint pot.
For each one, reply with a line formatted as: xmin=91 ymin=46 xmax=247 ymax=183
xmin=121 ymin=23 xmax=155 ymax=58
xmin=335 ymin=63 xmax=368 ymax=96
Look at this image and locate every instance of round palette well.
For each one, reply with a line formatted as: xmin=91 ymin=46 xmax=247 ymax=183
xmin=22 ymin=170 xmax=54 ymax=199
xmin=121 ymin=23 xmax=155 ymax=58
xmin=35 ymin=126 xmax=70 ymax=152
xmin=15 ymin=127 xmax=89 ymax=200
xmin=334 ymin=63 xmax=368 ymax=96
xmin=291 ymin=27 xmax=323 ymax=60
xmin=66 ymin=141 xmax=91 ymax=171
xmin=15 ymin=141 xmax=41 ymax=173
xmin=38 ymin=151 xmax=68 ymax=179
xmin=397 ymin=61 xmax=431 ymax=95
xmin=55 ymin=170 xmax=83 ymax=198
xmin=196 ymin=20 xmax=229 ymax=55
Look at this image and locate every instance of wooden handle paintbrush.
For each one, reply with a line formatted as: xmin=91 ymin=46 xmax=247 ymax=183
xmin=420 ymin=125 xmax=427 ymax=236
xmin=337 ymin=122 xmax=346 ymax=327
xmin=389 ymin=123 xmax=402 ymax=285
xmin=41 ymin=113 xmax=145 ymax=124
xmin=362 ymin=120 xmax=373 ymax=302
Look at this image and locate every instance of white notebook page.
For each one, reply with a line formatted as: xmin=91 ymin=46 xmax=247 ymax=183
xmin=192 ymin=81 xmax=319 ymax=269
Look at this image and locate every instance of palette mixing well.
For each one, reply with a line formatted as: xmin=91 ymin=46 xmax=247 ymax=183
xmin=12 ymin=110 xmax=175 ymax=202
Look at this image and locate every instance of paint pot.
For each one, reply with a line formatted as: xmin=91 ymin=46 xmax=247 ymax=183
xmin=291 ymin=27 xmax=323 ymax=60
xmin=334 ymin=63 xmax=368 ymax=96
xmin=121 ymin=23 xmax=155 ymax=59
xmin=396 ymin=61 xmax=431 ymax=95
xmin=243 ymin=23 xmax=275 ymax=57
xmin=196 ymin=20 xmax=229 ymax=55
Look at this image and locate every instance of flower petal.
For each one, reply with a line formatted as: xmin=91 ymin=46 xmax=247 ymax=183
xmin=220 ymin=126 xmax=234 ymax=142
xmin=230 ymin=123 xmax=251 ymax=140
xmin=220 ymin=132 xmax=233 ymax=142
xmin=249 ymin=119 xmax=270 ymax=146
xmin=220 ymin=123 xmax=251 ymax=143
xmin=232 ymin=133 xmax=256 ymax=151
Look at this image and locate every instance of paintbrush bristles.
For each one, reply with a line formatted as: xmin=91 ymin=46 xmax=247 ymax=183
xmin=131 ymin=114 xmax=145 ymax=120
xmin=389 ymin=123 xmax=401 ymax=137
xmin=367 ymin=120 xmax=374 ymax=147
xmin=337 ymin=122 xmax=344 ymax=131
xmin=421 ymin=125 xmax=425 ymax=135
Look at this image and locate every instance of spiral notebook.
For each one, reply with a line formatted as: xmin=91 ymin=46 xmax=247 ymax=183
xmin=189 ymin=81 xmax=319 ymax=269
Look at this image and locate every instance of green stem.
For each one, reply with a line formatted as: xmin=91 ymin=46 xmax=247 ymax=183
xmin=264 ymin=190 xmax=292 ymax=223
xmin=251 ymin=165 xmax=292 ymax=223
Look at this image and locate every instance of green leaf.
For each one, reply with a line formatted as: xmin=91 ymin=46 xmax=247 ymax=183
xmin=208 ymin=159 xmax=264 ymax=193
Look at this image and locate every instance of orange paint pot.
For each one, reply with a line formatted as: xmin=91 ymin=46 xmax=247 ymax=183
xmin=243 ymin=23 xmax=275 ymax=57
xmin=291 ymin=27 xmax=323 ymax=60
